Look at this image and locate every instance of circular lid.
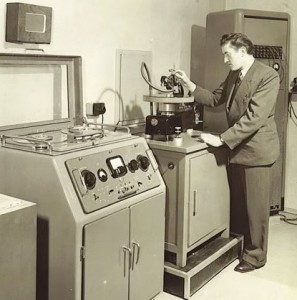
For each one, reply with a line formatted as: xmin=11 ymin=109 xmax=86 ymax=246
xmin=143 ymin=94 xmax=194 ymax=104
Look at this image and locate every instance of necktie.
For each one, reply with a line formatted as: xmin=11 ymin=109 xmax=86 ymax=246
xmin=228 ymin=71 xmax=242 ymax=110
xmin=240 ymin=71 xmax=243 ymax=80
xmin=236 ymin=71 xmax=243 ymax=85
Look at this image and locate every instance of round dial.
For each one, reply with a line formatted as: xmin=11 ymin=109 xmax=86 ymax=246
xmin=128 ymin=159 xmax=139 ymax=172
xmin=137 ymin=155 xmax=150 ymax=171
xmin=97 ymin=168 xmax=108 ymax=182
xmin=81 ymin=170 xmax=96 ymax=190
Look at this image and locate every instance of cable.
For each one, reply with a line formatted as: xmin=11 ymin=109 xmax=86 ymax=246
xmin=140 ymin=62 xmax=174 ymax=94
xmin=288 ymin=93 xmax=297 ymax=123
xmin=278 ymin=211 xmax=297 ymax=225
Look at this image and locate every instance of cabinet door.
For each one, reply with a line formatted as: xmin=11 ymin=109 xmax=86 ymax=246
xmin=188 ymin=150 xmax=229 ymax=246
xmin=129 ymin=194 xmax=165 ymax=300
xmin=83 ymin=208 xmax=130 ymax=300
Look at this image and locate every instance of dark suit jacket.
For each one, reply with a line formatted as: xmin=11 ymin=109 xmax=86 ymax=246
xmin=193 ymin=60 xmax=280 ymax=166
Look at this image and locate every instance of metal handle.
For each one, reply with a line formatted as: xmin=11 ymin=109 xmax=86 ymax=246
xmin=193 ymin=190 xmax=198 ymax=216
xmin=86 ymin=122 xmax=131 ymax=134
xmin=131 ymin=241 xmax=141 ymax=270
xmin=0 ymin=134 xmax=52 ymax=150
xmin=122 ymin=246 xmax=132 ymax=277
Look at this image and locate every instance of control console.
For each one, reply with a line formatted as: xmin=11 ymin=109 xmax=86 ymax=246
xmin=66 ymin=141 xmax=161 ymax=213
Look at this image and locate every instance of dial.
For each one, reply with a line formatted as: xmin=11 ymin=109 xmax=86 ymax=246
xmin=137 ymin=155 xmax=150 ymax=171
xmin=81 ymin=170 xmax=96 ymax=190
xmin=128 ymin=159 xmax=139 ymax=172
xmin=97 ymin=168 xmax=108 ymax=182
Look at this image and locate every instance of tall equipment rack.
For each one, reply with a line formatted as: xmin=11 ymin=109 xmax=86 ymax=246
xmin=203 ymin=9 xmax=290 ymax=213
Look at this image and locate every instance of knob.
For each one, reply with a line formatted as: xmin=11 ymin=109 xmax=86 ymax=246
xmin=128 ymin=159 xmax=139 ymax=172
xmin=97 ymin=168 xmax=108 ymax=182
xmin=137 ymin=155 xmax=150 ymax=171
xmin=81 ymin=170 xmax=96 ymax=190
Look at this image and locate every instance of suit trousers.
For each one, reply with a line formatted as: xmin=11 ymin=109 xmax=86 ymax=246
xmin=228 ymin=163 xmax=273 ymax=267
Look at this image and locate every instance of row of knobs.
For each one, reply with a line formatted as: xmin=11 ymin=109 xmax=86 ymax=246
xmin=81 ymin=155 xmax=150 ymax=190
xmin=128 ymin=155 xmax=150 ymax=172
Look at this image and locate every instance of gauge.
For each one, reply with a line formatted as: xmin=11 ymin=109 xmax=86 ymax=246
xmin=106 ymin=155 xmax=127 ymax=178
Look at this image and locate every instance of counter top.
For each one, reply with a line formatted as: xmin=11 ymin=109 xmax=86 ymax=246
xmin=145 ymin=130 xmax=209 ymax=154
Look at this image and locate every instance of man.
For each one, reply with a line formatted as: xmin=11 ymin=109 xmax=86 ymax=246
xmin=176 ymin=33 xmax=280 ymax=273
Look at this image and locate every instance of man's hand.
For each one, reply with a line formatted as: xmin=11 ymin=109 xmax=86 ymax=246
xmin=175 ymin=70 xmax=196 ymax=93
xmin=200 ymin=133 xmax=224 ymax=147
xmin=175 ymin=70 xmax=190 ymax=85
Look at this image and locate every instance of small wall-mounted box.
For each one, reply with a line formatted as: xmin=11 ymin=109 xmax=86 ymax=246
xmin=6 ymin=2 xmax=52 ymax=44
xmin=86 ymin=102 xmax=106 ymax=117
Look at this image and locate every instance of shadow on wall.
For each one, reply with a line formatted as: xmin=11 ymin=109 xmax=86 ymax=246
xmin=191 ymin=25 xmax=206 ymax=130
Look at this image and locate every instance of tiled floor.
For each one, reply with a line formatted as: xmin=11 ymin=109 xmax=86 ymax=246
xmin=155 ymin=214 xmax=297 ymax=300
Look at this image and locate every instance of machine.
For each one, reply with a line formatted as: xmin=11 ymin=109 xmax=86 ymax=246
xmin=140 ymin=63 xmax=241 ymax=299
xmin=141 ymin=62 xmax=200 ymax=139
xmin=0 ymin=194 xmax=36 ymax=300
xmin=0 ymin=53 xmax=166 ymax=300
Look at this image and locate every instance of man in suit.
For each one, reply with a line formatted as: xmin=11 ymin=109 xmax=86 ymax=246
xmin=176 ymin=33 xmax=280 ymax=273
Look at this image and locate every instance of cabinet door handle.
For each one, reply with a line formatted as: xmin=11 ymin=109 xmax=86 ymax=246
xmin=193 ymin=189 xmax=198 ymax=216
xmin=122 ymin=246 xmax=132 ymax=277
xmin=131 ymin=241 xmax=141 ymax=270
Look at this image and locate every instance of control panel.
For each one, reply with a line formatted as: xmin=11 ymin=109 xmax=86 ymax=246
xmin=65 ymin=142 xmax=161 ymax=213
xmin=254 ymin=45 xmax=283 ymax=59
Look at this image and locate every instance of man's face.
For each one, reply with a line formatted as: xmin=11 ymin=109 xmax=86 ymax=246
xmin=221 ymin=42 xmax=244 ymax=71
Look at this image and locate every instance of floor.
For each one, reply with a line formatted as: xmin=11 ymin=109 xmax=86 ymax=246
xmin=155 ymin=214 xmax=297 ymax=300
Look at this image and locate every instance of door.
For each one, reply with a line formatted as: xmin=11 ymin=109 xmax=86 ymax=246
xmin=129 ymin=194 xmax=165 ymax=300
xmin=83 ymin=208 xmax=130 ymax=300
xmin=188 ymin=150 xmax=229 ymax=246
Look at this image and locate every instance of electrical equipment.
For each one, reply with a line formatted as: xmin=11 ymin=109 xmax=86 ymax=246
xmin=203 ymin=9 xmax=290 ymax=213
xmin=141 ymin=62 xmax=200 ymax=139
xmin=86 ymin=102 xmax=106 ymax=116
xmin=6 ymin=2 xmax=52 ymax=44
xmin=141 ymin=62 xmax=231 ymax=269
xmin=0 ymin=54 xmax=165 ymax=300
xmin=0 ymin=194 xmax=36 ymax=300
xmin=147 ymin=132 xmax=230 ymax=266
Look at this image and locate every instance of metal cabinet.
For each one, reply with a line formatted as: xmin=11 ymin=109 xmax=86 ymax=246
xmin=188 ymin=151 xmax=229 ymax=247
xmin=151 ymin=145 xmax=229 ymax=267
xmin=82 ymin=194 xmax=165 ymax=300
xmin=0 ymin=195 xmax=37 ymax=300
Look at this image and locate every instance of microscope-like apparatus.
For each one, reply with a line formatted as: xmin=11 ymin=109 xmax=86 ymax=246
xmin=141 ymin=62 xmax=201 ymax=140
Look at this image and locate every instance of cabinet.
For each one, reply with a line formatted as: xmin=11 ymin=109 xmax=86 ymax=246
xmin=151 ymin=144 xmax=229 ymax=267
xmin=188 ymin=151 xmax=229 ymax=246
xmin=0 ymin=194 xmax=37 ymax=300
xmin=82 ymin=194 xmax=165 ymax=300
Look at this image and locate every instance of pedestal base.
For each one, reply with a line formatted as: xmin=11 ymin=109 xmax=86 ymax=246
xmin=164 ymin=235 xmax=243 ymax=299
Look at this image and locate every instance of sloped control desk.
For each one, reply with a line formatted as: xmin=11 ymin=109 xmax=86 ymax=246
xmin=147 ymin=131 xmax=242 ymax=299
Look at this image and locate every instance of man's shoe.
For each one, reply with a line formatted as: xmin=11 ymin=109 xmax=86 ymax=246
xmin=234 ymin=260 xmax=255 ymax=273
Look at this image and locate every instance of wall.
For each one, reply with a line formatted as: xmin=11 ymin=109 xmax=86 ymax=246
xmin=0 ymin=0 xmax=210 ymax=124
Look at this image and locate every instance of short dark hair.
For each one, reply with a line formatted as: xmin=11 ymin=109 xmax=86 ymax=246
xmin=220 ymin=33 xmax=254 ymax=55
